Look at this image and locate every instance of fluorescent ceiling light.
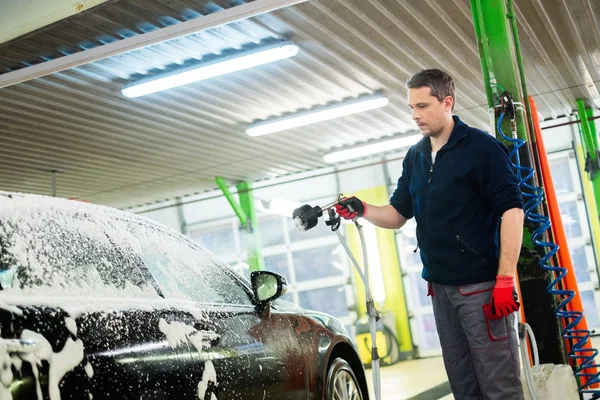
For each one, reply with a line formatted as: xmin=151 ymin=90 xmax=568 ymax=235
xmin=323 ymin=134 xmax=421 ymax=163
xmin=246 ymin=94 xmax=389 ymax=137
xmin=122 ymin=41 xmax=299 ymax=98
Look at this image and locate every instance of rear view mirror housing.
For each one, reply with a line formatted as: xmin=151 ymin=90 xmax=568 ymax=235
xmin=251 ymin=271 xmax=288 ymax=305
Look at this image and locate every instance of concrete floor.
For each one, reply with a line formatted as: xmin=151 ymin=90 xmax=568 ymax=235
xmin=365 ymin=356 xmax=453 ymax=400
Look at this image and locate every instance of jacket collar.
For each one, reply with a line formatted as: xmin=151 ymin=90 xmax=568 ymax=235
xmin=414 ymin=116 xmax=469 ymax=154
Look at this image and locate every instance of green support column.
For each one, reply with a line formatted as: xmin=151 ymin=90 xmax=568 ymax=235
xmin=471 ymin=0 xmax=567 ymax=364
xmin=577 ymin=99 xmax=600 ymax=220
xmin=216 ymin=177 xmax=264 ymax=272
xmin=236 ymin=181 xmax=265 ymax=272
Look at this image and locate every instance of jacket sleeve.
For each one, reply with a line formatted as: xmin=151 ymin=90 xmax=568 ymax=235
xmin=477 ymin=141 xmax=524 ymax=217
xmin=389 ymin=148 xmax=414 ymax=219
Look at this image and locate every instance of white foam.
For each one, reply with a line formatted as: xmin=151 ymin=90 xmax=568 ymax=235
xmin=158 ymin=318 xmax=218 ymax=353
xmin=65 ymin=317 xmax=77 ymax=336
xmin=20 ymin=330 xmax=84 ymax=400
xmin=84 ymin=362 xmax=94 ymax=378
xmin=197 ymin=360 xmax=218 ymax=400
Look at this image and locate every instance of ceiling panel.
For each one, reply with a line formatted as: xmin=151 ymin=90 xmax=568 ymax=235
xmin=0 ymin=0 xmax=598 ymax=208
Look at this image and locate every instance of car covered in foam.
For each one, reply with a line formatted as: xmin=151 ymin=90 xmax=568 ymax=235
xmin=0 ymin=192 xmax=368 ymax=400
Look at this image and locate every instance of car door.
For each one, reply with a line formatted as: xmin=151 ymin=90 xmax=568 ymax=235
xmin=133 ymin=222 xmax=307 ymax=399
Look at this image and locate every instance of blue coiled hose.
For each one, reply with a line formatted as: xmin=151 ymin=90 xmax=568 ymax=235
xmin=497 ymin=112 xmax=600 ymax=396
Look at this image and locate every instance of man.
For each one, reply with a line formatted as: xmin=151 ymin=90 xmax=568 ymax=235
xmin=335 ymin=69 xmax=525 ymax=399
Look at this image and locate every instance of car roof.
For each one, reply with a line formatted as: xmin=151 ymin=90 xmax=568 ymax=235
xmin=0 ymin=191 xmax=208 ymax=256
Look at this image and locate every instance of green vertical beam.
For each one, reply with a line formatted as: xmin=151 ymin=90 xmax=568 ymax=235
xmin=577 ymin=100 xmax=600 ymax=221
xmin=587 ymin=107 xmax=599 ymax=155
xmin=236 ymin=181 xmax=265 ymax=272
xmin=507 ymin=0 xmax=535 ymax=144
xmin=215 ymin=177 xmax=264 ymax=272
xmin=470 ymin=0 xmax=494 ymax=110
xmin=577 ymin=100 xmax=596 ymax=158
xmin=471 ymin=0 xmax=567 ymax=365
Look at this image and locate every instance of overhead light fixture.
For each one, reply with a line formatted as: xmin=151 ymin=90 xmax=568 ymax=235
xmin=246 ymin=93 xmax=389 ymax=137
xmin=122 ymin=41 xmax=299 ymax=98
xmin=323 ymin=134 xmax=421 ymax=164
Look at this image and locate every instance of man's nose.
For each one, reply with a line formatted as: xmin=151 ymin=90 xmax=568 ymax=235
xmin=412 ymin=109 xmax=420 ymax=120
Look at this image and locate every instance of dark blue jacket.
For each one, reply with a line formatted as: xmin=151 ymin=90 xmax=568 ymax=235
xmin=390 ymin=116 xmax=524 ymax=285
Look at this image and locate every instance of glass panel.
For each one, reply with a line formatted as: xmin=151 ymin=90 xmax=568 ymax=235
xmin=137 ymin=229 xmax=253 ymax=305
xmin=288 ymin=215 xmax=332 ymax=242
xmin=0 ymin=218 xmax=154 ymax=291
xmin=189 ymin=223 xmax=236 ymax=258
xmin=549 ymin=158 xmax=574 ymax=195
xmin=580 ymin=290 xmax=600 ymax=329
xmin=264 ymin=253 xmax=290 ymax=280
xmin=570 ymin=246 xmax=591 ymax=283
xmin=292 ymin=244 xmax=346 ymax=282
xmin=411 ymin=273 xmax=430 ymax=308
xmin=259 ymin=216 xmax=285 ymax=247
xmin=279 ymin=292 xmax=295 ymax=304
xmin=400 ymin=229 xmax=421 ymax=265
xmin=0 ymin=208 xmax=253 ymax=305
xmin=559 ymin=201 xmax=582 ymax=239
xmin=231 ymin=261 xmax=251 ymax=282
xmin=298 ymin=285 xmax=349 ymax=317
xmin=417 ymin=314 xmax=442 ymax=352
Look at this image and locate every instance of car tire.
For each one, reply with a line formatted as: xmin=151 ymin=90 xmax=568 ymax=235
xmin=325 ymin=357 xmax=364 ymax=400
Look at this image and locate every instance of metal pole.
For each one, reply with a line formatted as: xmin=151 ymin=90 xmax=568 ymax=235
xmin=471 ymin=0 xmax=567 ymax=365
xmin=357 ymin=223 xmax=381 ymax=400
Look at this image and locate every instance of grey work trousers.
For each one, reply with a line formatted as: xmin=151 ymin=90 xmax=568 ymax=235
xmin=430 ymin=281 xmax=524 ymax=400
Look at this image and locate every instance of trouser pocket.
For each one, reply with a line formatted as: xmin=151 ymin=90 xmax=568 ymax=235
xmin=483 ymin=304 xmax=508 ymax=341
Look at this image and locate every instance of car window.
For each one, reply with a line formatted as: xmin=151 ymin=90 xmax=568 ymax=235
xmin=0 ymin=216 xmax=156 ymax=292
xmin=0 ymin=204 xmax=253 ymax=306
xmin=131 ymin=223 xmax=253 ymax=305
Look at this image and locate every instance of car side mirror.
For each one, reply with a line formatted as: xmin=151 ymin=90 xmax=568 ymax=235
xmin=251 ymin=271 xmax=288 ymax=306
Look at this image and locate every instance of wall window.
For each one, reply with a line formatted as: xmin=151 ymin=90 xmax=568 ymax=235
xmin=185 ymin=200 xmax=356 ymax=331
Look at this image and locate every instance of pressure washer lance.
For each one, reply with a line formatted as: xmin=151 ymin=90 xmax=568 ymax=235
xmin=293 ymin=195 xmax=383 ymax=400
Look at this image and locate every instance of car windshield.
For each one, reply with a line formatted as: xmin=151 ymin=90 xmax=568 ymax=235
xmin=0 ymin=195 xmax=252 ymax=305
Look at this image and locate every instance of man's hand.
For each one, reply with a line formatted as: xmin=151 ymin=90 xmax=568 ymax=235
xmin=489 ymin=275 xmax=520 ymax=319
xmin=334 ymin=197 xmax=367 ymax=220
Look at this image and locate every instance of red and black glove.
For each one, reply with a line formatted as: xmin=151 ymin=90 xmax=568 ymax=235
xmin=488 ymin=275 xmax=520 ymax=320
xmin=334 ymin=196 xmax=367 ymax=220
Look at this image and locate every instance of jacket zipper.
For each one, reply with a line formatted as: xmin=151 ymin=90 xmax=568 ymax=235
xmin=424 ymin=159 xmax=434 ymax=263
xmin=456 ymin=234 xmax=487 ymax=262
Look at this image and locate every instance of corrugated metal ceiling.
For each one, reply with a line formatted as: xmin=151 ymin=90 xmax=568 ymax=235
xmin=0 ymin=0 xmax=598 ymax=208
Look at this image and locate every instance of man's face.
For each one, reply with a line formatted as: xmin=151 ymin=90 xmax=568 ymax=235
xmin=407 ymin=87 xmax=453 ymax=138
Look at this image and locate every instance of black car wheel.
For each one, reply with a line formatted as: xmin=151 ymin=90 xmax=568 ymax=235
xmin=325 ymin=358 xmax=363 ymax=400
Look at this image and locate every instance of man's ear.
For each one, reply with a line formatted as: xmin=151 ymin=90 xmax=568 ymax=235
xmin=444 ymin=96 xmax=454 ymax=112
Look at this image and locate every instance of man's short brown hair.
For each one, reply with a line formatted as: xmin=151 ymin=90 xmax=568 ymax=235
xmin=406 ymin=69 xmax=456 ymax=111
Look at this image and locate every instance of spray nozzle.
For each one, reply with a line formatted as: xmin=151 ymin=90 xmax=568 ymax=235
xmin=292 ymin=195 xmax=344 ymax=232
